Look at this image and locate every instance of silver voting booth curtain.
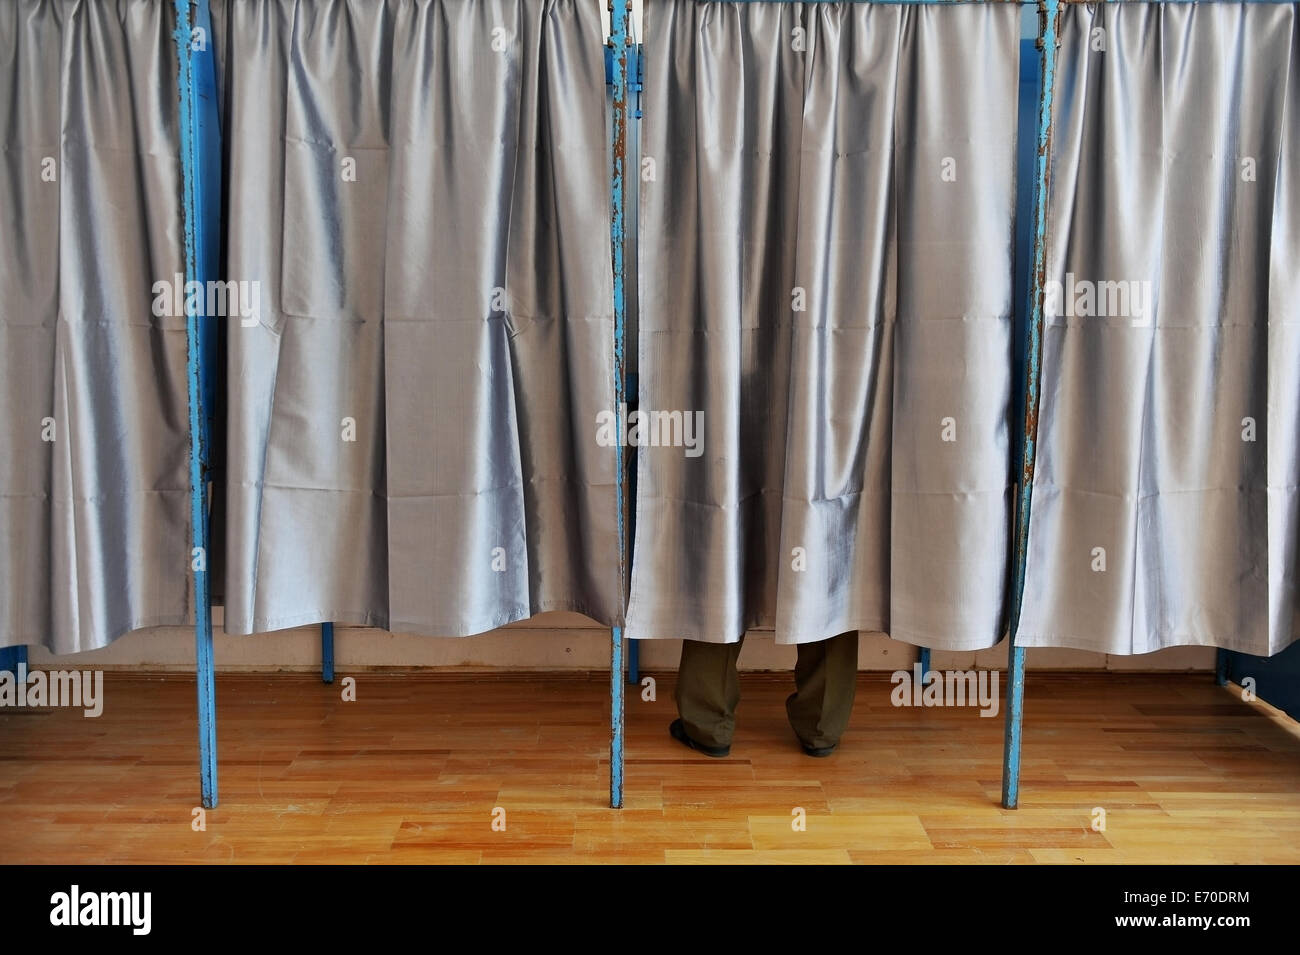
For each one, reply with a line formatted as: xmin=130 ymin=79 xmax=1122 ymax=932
xmin=216 ymin=0 xmax=619 ymax=636
xmin=1018 ymin=3 xmax=1300 ymax=655
xmin=0 ymin=0 xmax=192 ymax=653
xmin=626 ymin=1 xmax=1022 ymax=647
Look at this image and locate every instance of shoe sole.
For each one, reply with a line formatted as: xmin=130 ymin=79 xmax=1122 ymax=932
xmin=670 ymin=720 xmax=730 ymax=758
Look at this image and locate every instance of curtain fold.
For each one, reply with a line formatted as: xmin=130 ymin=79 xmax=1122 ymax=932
xmin=0 ymin=0 xmax=192 ymax=653
xmin=626 ymin=1 xmax=1022 ymax=647
xmin=1018 ymin=2 xmax=1300 ymax=655
xmin=216 ymin=0 xmax=619 ymax=636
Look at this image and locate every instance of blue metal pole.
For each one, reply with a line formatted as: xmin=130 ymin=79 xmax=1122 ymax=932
xmin=1002 ymin=0 xmax=1060 ymax=812
xmin=609 ymin=0 xmax=631 ymax=811
xmin=175 ymin=0 xmax=218 ymax=809
xmin=0 ymin=646 xmax=25 ymax=677
xmin=322 ymin=622 xmax=335 ymax=684
xmin=917 ymin=647 xmax=930 ymax=677
xmin=1003 ymin=655 xmax=1027 ymax=810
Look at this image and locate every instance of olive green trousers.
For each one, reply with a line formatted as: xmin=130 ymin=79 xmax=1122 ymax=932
xmin=674 ymin=630 xmax=859 ymax=749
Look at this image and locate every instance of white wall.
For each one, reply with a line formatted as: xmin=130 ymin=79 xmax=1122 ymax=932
xmin=24 ymin=611 xmax=1215 ymax=672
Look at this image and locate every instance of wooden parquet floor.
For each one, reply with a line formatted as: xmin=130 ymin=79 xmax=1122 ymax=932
xmin=1 ymin=671 xmax=1297 ymax=864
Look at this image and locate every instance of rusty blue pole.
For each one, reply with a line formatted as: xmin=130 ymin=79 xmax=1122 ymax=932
xmin=1002 ymin=0 xmax=1059 ymax=811
xmin=175 ymin=0 xmax=219 ymax=809
xmin=609 ymin=0 xmax=631 ymax=811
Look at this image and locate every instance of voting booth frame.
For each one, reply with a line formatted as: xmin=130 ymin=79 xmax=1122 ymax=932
xmin=0 ymin=0 xmax=1284 ymax=815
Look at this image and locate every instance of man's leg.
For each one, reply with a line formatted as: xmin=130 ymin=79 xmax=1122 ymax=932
xmin=673 ymin=635 xmax=745 ymax=754
xmin=786 ymin=630 xmax=859 ymax=755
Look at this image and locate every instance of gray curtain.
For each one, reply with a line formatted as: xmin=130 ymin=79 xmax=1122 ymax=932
xmin=626 ymin=1 xmax=1022 ymax=647
xmin=1018 ymin=2 xmax=1300 ymax=655
xmin=0 ymin=0 xmax=192 ymax=653
xmin=216 ymin=0 xmax=619 ymax=636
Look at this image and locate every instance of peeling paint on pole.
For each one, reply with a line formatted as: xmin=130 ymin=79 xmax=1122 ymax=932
xmin=609 ymin=0 xmax=631 ymax=812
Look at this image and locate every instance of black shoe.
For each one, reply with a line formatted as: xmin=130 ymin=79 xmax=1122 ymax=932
xmin=669 ymin=719 xmax=730 ymax=758
xmin=800 ymin=741 xmax=837 ymax=758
